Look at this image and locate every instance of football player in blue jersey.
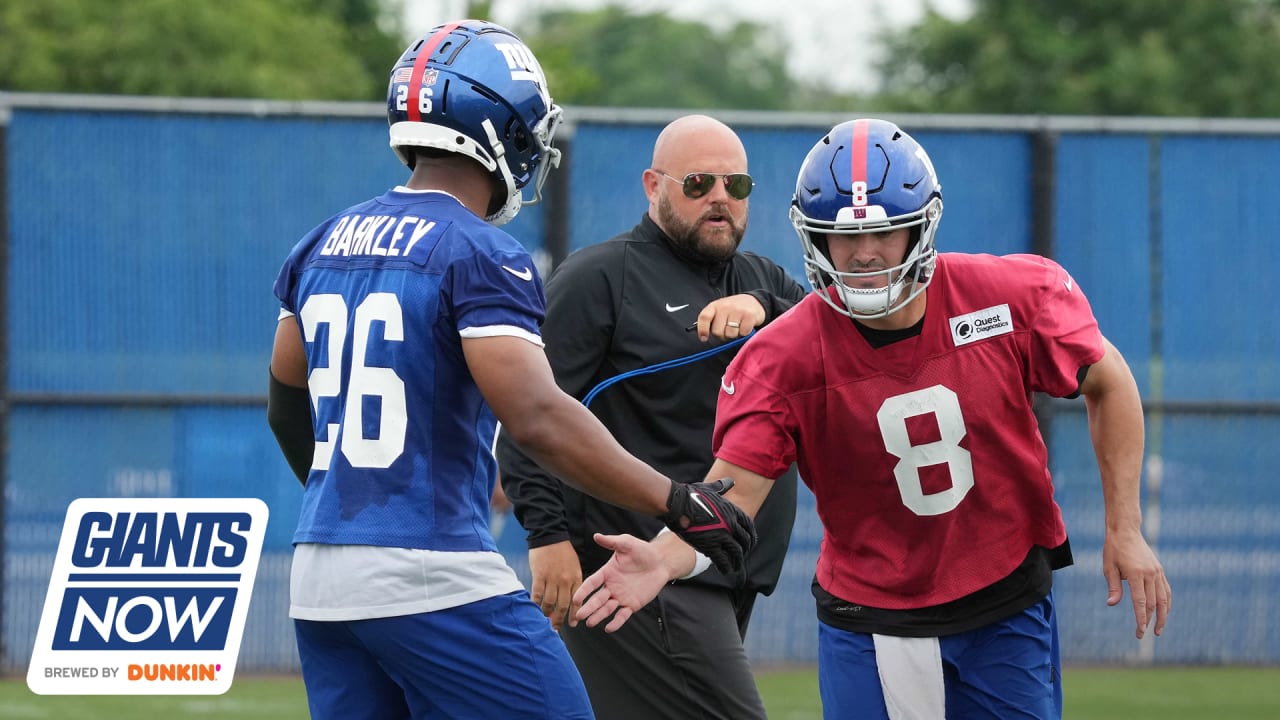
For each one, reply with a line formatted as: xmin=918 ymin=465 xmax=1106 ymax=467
xmin=265 ymin=20 xmax=756 ymax=720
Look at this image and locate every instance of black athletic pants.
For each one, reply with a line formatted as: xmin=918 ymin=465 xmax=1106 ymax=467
xmin=560 ymin=582 xmax=767 ymax=720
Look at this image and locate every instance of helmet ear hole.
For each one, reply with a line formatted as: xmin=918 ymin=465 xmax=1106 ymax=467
xmin=507 ymin=118 xmax=530 ymax=153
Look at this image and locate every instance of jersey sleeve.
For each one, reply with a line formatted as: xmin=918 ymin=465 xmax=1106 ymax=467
xmin=711 ymin=357 xmax=799 ymax=481
xmin=1027 ymin=260 xmax=1105 ymax=398
xmin=448 ymin=242 xmax=546 ymax=340
xmin=273 ymin=227 xmax=325 ymax=315
xmin=273 ymin=259 xmax=299 ymax=315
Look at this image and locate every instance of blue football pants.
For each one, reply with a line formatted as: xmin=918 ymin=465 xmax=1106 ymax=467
xmin=294 ymin=590 xmax=592 ymax=720
xmin=818 ymin=592 xmax=1062 ymax=719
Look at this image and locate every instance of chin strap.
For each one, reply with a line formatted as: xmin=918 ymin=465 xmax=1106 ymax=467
xmin=480 ymin=118 xmax=521 ymax=225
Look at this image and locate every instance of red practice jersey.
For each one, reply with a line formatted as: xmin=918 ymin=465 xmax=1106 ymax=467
xmin=714 ymin=253 xmax=1104 ymax=610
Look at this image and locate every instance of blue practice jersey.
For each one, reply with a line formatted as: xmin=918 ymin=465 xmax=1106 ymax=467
xmin=274 ymin=189 xmax=545 ymax=552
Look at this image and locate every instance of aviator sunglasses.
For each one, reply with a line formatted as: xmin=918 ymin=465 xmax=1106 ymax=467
xmin=657 ymin=171 xmax=754 ymax=200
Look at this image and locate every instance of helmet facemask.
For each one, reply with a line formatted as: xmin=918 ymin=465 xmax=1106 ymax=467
xmin=794 ymin=198 xmax=941 ymax=320
xmin=515 ymin=104 xmax=563 ymax=211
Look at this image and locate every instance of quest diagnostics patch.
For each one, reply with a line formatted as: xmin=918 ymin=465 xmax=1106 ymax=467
xmin=27 ymin=498 xmax=267 ymax=695
xmin=948 ymin=304 xmax=1014 ymax=347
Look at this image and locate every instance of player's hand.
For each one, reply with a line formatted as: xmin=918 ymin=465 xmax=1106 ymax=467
xmin=658 ymin=478 xmax=756 ymax=574
xmin=573 ymin=533 xmax=670 ymax=632
xmin=1102 ymin=528 xmax=1172 ymax=639
xmin=529 ymin=541 xmax=583 ymax=631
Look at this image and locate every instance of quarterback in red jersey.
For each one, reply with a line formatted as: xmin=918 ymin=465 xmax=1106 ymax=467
xmin=573 ymin=119 xmax=1171 ymax=719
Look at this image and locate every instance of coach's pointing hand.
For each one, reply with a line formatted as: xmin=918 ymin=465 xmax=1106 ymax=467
xmin=659 ymin=478 xmax=757 ymax=574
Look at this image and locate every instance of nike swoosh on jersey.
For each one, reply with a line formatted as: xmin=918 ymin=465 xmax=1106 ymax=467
xmin=502 ymin=265 xmax=534 ymax=281
xmin=721 ymin=379 xmax=735 ymax=395
xmin=665 ymin=303 xmax=690 ymax=312
xmin=1064 ymin=276 xmax=1074 ymax=292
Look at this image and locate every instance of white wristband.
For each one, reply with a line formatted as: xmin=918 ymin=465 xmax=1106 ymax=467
xmin=656 ymin=527 xmax=713 ymax=579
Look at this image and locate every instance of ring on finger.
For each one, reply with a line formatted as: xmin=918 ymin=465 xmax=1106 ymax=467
xmin=726 ymin=321 xmax=740 ymax=328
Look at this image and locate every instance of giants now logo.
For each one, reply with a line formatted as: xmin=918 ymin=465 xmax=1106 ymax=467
xmin=27 ymin=498 xmax=267 ymax=695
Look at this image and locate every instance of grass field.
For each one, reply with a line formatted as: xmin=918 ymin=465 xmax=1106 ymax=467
xmin=4 ymin=666 xmax=1279 ymax=718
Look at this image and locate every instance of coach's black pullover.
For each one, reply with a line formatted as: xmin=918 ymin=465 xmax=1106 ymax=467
xmin=496 ymin=214 xmax=806 ymax=594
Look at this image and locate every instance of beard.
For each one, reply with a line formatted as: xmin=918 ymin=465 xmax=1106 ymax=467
xmin=655 ymin=192 xmax=747 ymax=264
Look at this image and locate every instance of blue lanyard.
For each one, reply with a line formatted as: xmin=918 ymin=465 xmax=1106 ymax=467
xmin=582 ymin=331 xmax=755 ymax=408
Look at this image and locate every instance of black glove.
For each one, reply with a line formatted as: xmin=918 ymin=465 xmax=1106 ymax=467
xmin=659 ymin=478 xmax=758 ymax=574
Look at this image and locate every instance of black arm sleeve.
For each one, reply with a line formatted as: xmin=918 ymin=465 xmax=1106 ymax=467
xmin=496 ymin=430 xmax=571 ymax=548
xmin=746 ymin=261 xmax=809 ymax=324
xmin=267 ymin=370 xmax=314 ymax=486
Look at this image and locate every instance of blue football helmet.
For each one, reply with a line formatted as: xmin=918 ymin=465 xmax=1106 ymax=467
xmin=791 ymin=119 xmax=943 ymax=319
xmin=387 ymin=20 xmax=563 ymax=225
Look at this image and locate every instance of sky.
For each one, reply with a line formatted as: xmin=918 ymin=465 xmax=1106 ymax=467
xmin=402 ymin=0 xmax=972 ymax=93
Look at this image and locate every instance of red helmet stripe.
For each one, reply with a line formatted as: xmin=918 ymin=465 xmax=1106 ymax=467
xmin=849 ymin=118 xmax=869 ymax=205
xmin=407 ymin=23 xmax=460 ymax=122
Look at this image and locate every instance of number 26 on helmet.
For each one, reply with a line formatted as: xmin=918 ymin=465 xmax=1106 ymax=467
xmin=386 ymin=20 xmax=563 ymax=226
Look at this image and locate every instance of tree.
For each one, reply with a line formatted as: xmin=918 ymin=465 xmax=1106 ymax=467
xmin=874 ymin=0 xmax=1280 ymax=117
xmin=521 ymin=7 xmax=793 ymax=110
xmin=0 ymin=0 xmax=405 ymax=100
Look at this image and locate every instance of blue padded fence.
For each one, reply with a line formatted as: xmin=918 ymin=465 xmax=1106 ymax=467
xmin=2 ymin=97 xmax=1277 ymax=672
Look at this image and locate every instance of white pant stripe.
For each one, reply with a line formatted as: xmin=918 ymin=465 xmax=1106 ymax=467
xmin=873 ymin=634 xmax=946 ymax=719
